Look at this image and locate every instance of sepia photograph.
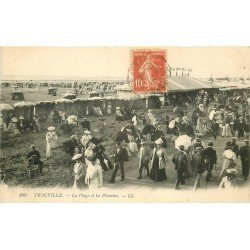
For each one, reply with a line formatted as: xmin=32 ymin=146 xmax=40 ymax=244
xmin=0 ymin=47 xmax=249 ymax=202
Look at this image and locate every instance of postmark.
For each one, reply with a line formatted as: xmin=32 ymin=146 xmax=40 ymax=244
xmin=131 ymin=49 xmax=167 ymax=93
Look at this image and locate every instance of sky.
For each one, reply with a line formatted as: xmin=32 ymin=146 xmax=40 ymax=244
xmin=1 ymin=47 xmax=249 ymax=80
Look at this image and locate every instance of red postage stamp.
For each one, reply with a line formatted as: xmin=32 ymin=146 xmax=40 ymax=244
xmin=131 ymin=49 xmax=167 ymax=93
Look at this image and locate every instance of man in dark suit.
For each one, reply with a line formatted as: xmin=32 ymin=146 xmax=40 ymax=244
xmin=26 ymin=144 xmax=43 ymax=174
xmin=81 ymin=118 xmax=91 ymax=131
xmin=63 ymin=135 xmax=78 ymax=156
xmin=230 ymin=137 xmax=239 ymax=158
xmin=172 ymin=145 xmax=188 ymax=190
xmin=203 ymin=141 xmax=217 ymax=182
xmin=192 ymin=147 xmax=205 ymax=190
xmin=109 ymin=142 xmax=129 ymax=183
xmin=239 ymin=140 xmax=250 ymax=180
xmin=211 ymin=120 xmax=219 ymax=139
xmin=237 ymin=117 xmax=246 ymax=138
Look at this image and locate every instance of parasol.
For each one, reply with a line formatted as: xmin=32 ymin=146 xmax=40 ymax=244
xmin=0 ymin=103 xmax=14 ymax=111
xmin=175 ymin=134 xmax=192 ymax=150
xmin=13 ymin=101 xmax=35 ymax=107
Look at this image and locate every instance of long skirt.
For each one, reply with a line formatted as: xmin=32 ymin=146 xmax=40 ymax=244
xmin=219 ymin=159 xmax=236 ymax=179
xmin=150 ymin=157 xmax=167 ymax=182
xmin=46 ymin=143 xmax=51 ymax=158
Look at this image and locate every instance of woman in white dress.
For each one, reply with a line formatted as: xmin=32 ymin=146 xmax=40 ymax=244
xmin=106 ymin=102 xmax=112 ymax=115
xmin=72 ymin=154 xmax=86 ymax=190
xmin=219 ymin=168 xmax=238 ymax=189
xmin=127 ymin=130 xmax=138 ymax=156
xmin=196 ymin=118 xmax=203 ymax=134
xmin=85 ymin=154 xmax=103 ymax=189
xmin=8 ymin=117 xmax=21 ymax=137
xmin=219 ymin=142 xmax=237 ymax=180
xmin=46 ymin=127 xmax=58 ymax=158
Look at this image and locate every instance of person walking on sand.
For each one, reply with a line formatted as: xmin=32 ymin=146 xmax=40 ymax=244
xmin=172 ymin=145 xmax=188 ymax=190
xmin=108 ymin=141 xmax=129 ymax=183
xmin=46 ymin=127 xmax=58 ymax=158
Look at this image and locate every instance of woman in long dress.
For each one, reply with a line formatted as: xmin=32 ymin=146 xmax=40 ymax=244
xmin=106 ymin=102 xmax=112 ymax=115
xmin=219 ymin=142 xmax=237 ymax=180
xmin=196 ymin=118 xmax=203 ymax=134
xmin=85 ymin=154 xmax=103 ymax=189
xmin=127 ymin=130 xmax=138 ymax=156
xmin=46 ymin=127 xmax=58 ymax=158
xmin=150 ymin=138 xmax=167 ymax=182
xmin=8 ymin=117 xmax=21 ymax=137
xmin=72 ymin=154 xmax=86 ymax=190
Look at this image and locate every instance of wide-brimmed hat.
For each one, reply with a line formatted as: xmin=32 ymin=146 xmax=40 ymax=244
xmin=116 ymin=107 xmax=120 ymax=110
xmin=84 ymin=130 xmax=91 ymax=135
xmin=48 ymin=126 xmax=55 ymax=131
xmin=155 ymin=138 xmax=163 ymax=145
xmin=230 ymin=137 xmax=237 ymax=141
xmin=11 ymin=117 xmax=18 ymax=122
xmin=195 ymin=133 xmax=203 ymax=138
xmin=72 ymin=154 xmax=83 ymax=161
xmin=19 ymin=116 xmax=24 ymax=119
xmin=226 ymin=168 xmax=238 ymax=175
xmin=195 ymin=146 xmax=203 ymax=152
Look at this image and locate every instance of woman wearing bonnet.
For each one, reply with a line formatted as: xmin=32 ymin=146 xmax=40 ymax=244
xmin=149 ymin=138 xmax=167 ymax=182
xmin=85 ymin=153 xmax=103 ymax=189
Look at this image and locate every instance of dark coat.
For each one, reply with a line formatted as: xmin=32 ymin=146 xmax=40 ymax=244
xmin=81 ymin=120 xmax=91 ymax=131
xmin=203 ymin=147 xmax=217 ymax=165
xmin=114 ymin=147 xmax=129 ymax=164
xmin=191 ymin=153 xmax=205 ymax=175
xmin=239 ymin=145 xmax=250 ymax=163
xmin=63 ymin=139 xmax=77 ymax=156
xmin=172 ymin=150 xmax=188 ymax=172
xmin=26 ymin=149 xmax=43 ymax=166
xmin=231 ymin=143 xmax=239 ymax=157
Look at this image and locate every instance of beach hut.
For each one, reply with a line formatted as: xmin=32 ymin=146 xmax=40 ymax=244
xmin=13 ymin=101 xmax=35 ymax=118
xmin=35 ymin=101 xmax=55 ymax=117
xmin=55 ymin=98 xmax=75 ymax=115
xmin=0 ymin=103 xmax=14 ymax=122
xmin=71 ymin=98 xmax=88 ymax=117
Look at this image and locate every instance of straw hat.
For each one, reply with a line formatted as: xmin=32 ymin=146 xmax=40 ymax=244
xmin=48 ymin=126 xmax=55 ymax=131
xmin=155 ymin=138 xmax=163 ymax=145
xmin=72 ymin=154 xmax=83 ymax=161
xmin=84 ymin=130 xmax=91 ymax=135
xmin=225 ymin=168 xmax=238 ymax=175
xmin=19 ymin=116 xmax=24 ymax=119
xmin=11 ymin=117 xmax=18 ymax=122
xmin=195 ymin=146 xmax=203 ymax=152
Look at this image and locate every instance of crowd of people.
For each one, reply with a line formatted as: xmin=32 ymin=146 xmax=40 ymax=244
xmin=1 ymin=89 xmax=249 ymax=191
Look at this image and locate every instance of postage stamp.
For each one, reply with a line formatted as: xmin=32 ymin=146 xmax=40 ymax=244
xmin=131 ymin=49 xmax=167 ymax=93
